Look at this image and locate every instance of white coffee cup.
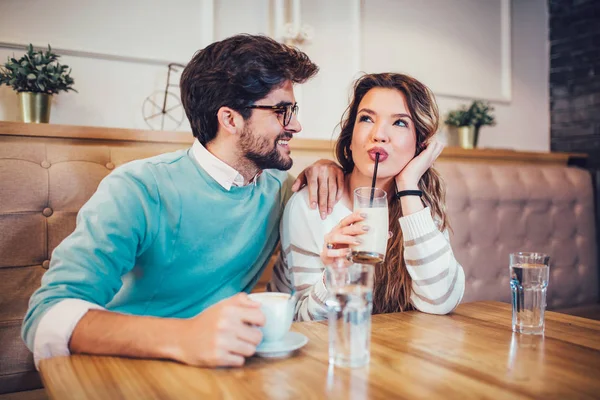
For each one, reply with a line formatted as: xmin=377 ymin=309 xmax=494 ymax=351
xmin=248 ymin=292 xmax=294 ymax=343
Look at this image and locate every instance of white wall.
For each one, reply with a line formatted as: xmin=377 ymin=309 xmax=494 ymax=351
xmin=439 ymin=0 xmax=550 ymax=151
xmin=0 ymin=0 xmax=213 ymax=131
xmin=0 ymin=0 xmax=549 ymax=151
xmin=0 ymin=54 xmax=193 ymax=131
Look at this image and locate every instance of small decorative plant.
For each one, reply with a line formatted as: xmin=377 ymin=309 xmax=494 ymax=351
xmin=444 ymin=106 xmax=472 ymax=127
xmin=468 ymin=100 xmax=496 ymax=131
xmin=444 ymin=100 xmax=496 ymax=128
xmin=444 ymin=100 xmax=496 ymax=148
xmin=0 ymin=44 xmax=76 ymax=94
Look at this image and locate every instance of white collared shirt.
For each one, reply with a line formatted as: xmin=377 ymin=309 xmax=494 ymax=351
xmin=192 ymin=139 xmax=259 ymax=189
xmin=191 ymin=139 xmax=245 ymax=189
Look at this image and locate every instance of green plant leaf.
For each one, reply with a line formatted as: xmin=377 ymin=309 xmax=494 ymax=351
xmin=0 ymin=43 xmax=76 ymax=93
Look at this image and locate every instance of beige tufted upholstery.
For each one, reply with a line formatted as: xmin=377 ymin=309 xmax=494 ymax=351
xmin=436 ymin=161 xmax=598 ymax=310
xmin=0 ymin=142 xmax=173 ymax=396
xmin=0 ymin=138 xmax=598 ymax=396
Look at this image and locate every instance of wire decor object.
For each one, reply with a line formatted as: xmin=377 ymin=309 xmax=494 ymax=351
xmin=142 ymin=63 xmax=186 ymax=131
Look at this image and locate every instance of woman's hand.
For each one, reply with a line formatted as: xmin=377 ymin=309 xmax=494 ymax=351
xmin=395 ymin=140 xmax=445 ymax=191
xmin=321 ymin=211 xmax=368 ymax=266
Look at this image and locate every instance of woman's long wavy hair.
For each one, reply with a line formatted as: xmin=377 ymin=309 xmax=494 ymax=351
xmin=335 ymin=73 xmax=449 ymax=314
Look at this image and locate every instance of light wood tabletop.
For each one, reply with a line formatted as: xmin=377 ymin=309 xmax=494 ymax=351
xmin=39 ymin=301 xmax=600 ymax=399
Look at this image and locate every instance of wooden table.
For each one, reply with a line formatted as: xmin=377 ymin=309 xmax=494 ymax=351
xmin=39 ymin=301 xmax=600 ymax=399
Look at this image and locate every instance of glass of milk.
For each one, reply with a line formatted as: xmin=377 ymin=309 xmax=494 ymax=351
xmin=351 ymin=187 xmax=388 ymax=264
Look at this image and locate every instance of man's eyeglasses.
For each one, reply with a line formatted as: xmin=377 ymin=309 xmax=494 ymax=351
xmin=245 ymin=103 xmax=299 ymax=127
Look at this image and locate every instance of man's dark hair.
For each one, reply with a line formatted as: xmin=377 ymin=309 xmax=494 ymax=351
xmin=180 ymin=34 xmax=319 ymax=145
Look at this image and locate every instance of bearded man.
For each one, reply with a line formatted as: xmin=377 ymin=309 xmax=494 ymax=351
xmin=23 ymin=34 xmax=343 ymax=368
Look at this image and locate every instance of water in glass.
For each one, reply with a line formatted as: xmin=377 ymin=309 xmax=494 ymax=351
xmin=327 ymin=284 xmax=372 ymax=367
xmin=510 ymin=262 xmax=549 ymax=334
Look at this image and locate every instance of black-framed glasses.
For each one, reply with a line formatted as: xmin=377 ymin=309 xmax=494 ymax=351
xmin=245 ymin=103 xmax=299 ymax=127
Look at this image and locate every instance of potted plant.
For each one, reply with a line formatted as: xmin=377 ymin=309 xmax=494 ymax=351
xmin=444 ymin=100 xmax=496 ymax=149
xmin=444 ymin=106 xmax=474 ymax=149
xmin=0 ymin=44 xmax=76 ymax=123
xmin=468 ymin=100 xmax=496 ymax=147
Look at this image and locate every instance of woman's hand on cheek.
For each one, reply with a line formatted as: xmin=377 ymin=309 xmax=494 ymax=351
xmin=394 ymin=140 xmax=445 ymax=191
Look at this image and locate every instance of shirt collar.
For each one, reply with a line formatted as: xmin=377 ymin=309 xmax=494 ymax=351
xmin=191 ymin=140 xmax=259 ymax=190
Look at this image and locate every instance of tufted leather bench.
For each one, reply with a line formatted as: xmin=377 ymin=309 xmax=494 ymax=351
xmin=0 ymin=138 xmax=598 ymax=397
xmin=0 ymin=142 xmax=181 ymax=399
xmin=437 ymin=161 xmax=598 ymax=310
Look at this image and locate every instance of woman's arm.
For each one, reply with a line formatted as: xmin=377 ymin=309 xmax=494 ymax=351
xmin=399 ymin=207 xmax=465 ymax=314
xmin=269 ymin=190 xmax=331 ymax=321
xmin=273 ymin=242 xmax=329 ymax=321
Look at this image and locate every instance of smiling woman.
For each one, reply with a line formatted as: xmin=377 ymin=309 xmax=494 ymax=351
xmin=270 ymin=73 xmax=465 ymax=321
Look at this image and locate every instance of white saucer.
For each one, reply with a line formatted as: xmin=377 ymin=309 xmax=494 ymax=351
xmin=255 ymin=332 xmax=309 ymax=358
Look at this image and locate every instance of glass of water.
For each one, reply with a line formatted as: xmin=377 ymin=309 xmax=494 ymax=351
xmin=509 ymin=252 xmax=550 ymax=335
xmin=325 ymin=263 xmax=374 ymax=368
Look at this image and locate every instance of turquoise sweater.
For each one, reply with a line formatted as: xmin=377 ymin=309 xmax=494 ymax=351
xmin=22 ymin=149 xmax=291 ymax=350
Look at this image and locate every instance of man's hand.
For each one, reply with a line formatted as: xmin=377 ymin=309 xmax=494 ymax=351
xmin=173 ymin=293 xmax=265 ymax=367
xmin=292 ymin=159 xmax=344 ymax=220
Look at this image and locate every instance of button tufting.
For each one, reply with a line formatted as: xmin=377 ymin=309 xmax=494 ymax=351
xmin=41 ymin=161 xmax=51 ymax=169
xmin=570 ymin=199 xmax=577 ymax=208
xmin=105 ymin=162 xmax=115 ymax=170
xmin=42 ymin=207 xmax=53 ymax=217
xmin=42 ymin=260 xmax=50 ymax=269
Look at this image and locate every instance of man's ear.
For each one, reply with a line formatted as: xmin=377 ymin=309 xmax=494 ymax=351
xmin=216 ymin=106 xmax=243 ymax=136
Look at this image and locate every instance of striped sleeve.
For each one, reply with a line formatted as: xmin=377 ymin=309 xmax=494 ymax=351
xmin=266 ymin=248 xmax=293 ymax=294
xmin=399 ymin=207 xmax=465 ymax=314
xmin=269 ymin=190 xmax=329 ymax=321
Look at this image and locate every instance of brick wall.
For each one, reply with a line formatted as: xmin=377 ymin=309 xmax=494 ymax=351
xmin=549 ymin=0 xmax=600 ymax=161
xmin=549 ymin=0 xmax=600 ymax=296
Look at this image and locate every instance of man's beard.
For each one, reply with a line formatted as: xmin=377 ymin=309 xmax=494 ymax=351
xmin=239 ymin=125 xmax=293 ymax=171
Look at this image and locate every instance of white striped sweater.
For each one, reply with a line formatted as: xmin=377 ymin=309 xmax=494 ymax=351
xmin=268 ymin=188 xmax=465 ymax=321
